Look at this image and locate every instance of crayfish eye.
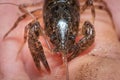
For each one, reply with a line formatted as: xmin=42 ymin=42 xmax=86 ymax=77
xmin=69 ymin=35 xmax=75 ymax=40
xmin=50 ymin=32 xmax=57 ymax=43
xmin=34 ymin=30 xmax=39 ymax=37
xmin=68 ymin=32 xmax=75 ymax=40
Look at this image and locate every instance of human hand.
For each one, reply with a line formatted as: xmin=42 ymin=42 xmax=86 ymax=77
xmin=0 ymin=0 xmax=120 ymax=80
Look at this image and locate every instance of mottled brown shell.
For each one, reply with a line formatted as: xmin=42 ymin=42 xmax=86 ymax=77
xmin=43 ymin=0 xmax=80 ymax=51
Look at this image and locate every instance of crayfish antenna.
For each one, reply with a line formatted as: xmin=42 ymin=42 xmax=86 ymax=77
xmin=62 ymin=50 xmax=69 ymax=80
xmin=1 ymin=2 xmax=19 ymax=40
xmin=0 ymin=3 xmax=19 ymax=7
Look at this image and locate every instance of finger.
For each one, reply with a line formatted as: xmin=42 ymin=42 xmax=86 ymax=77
xmin=104 ymin=0 xmax=120 ymax=39
xmin=0 ymin=39 xmax=30 ymax=80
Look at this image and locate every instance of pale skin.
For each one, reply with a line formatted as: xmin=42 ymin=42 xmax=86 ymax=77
xmin=0 ymin=0 xmax=120 ymax=80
